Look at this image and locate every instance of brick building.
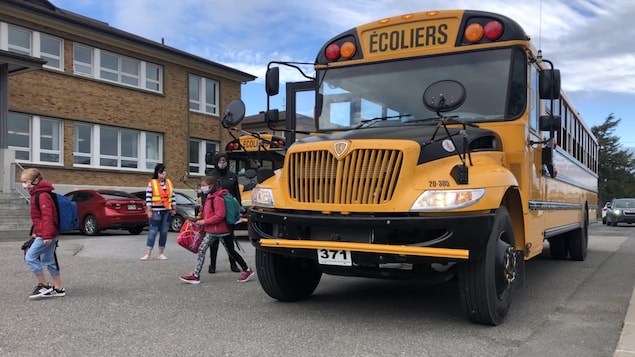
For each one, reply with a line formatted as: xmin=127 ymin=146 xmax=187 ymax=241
xmin=0 ymin=0 xmax=255 ymax=194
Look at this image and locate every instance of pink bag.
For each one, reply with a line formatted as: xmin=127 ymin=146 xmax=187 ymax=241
xmin=177 ymin=220 xmax=202 ymax=253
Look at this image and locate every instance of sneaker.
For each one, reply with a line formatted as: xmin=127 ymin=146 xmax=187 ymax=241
xmin=157 ymin=254 xmax=168 ymax=260
xmin=29 ymin=284 xmax=52 ymax=299
xmin=140 ymin=254 xmax=150 ymax=261
xmin=180 ymin=273 xmax=200 ymax=284
xmin=42 ymin=288 xmax=66 ymax=298
xmin=238 ymin=269 xmax=255 ymax=283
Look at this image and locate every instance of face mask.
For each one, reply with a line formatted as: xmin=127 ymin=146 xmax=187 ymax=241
xmin=201 ymin=186 xmax=210 ymax=194
xmin=22 ymin=182 xmax=34 ymax=191
xmin=158 ymin=171 xmax=167 ymax=179
xmin=217 ymin=162 xmax=227 ymax=169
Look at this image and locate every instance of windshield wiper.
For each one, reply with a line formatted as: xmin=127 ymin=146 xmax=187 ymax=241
xmin=407 ymin=115 xmax=479 ymax=128
xmin=355 ymin=113 xmax=412 ymax=128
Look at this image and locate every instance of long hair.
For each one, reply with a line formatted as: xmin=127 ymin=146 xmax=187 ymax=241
xmin=152 ymin=163 xmax=166 ymax=179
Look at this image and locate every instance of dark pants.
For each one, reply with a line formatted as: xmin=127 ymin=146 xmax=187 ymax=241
xmin=209 ymin=230 xmax=239 ymax=270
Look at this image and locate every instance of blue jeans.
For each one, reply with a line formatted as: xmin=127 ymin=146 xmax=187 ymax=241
xmin=146 ymin=209 xmax=170 ymax=250
xmin=25 ymin=237 xmax=60 ymax=276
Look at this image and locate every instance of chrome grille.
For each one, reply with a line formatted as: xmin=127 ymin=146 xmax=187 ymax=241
xmin=287 ymin=149 xmax=403 ymax=204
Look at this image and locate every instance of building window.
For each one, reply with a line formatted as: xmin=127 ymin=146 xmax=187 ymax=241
xmin=8 ymin=25 xmax=31 ymax=55
xmin=72 ymin=43 xmax=163 ymax=93
xmin=189 ymin=139 xmax=218 ymax=175
xmin=40 ymin=34 xmax=63 ymax=70
xmin=2 ymin=24 xmax=64 ymax=71
xmin=189 ymin=74 xmax=219 ymax=115
xmin=8 ymin=113 xmax=62 ymax=164
xmin=73 ymin=123 xmax=163 ymax=171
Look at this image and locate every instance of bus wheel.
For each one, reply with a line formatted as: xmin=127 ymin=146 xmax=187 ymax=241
xmin=256 ymin=249 xmax=322 ymax=302
xmin=458 ymin=206 xmax=516 ymax=325
xmin=548 ymin=237 xmax=569 ymax=260
xmin=568 ymin=209 xmax=588 ymax=261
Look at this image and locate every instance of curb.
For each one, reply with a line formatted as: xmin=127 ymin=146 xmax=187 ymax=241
xmin=615 ymin=287 xmax=635 ymax=356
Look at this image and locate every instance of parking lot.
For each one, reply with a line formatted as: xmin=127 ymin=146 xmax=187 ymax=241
xmin=1 ymin=223 xmax=634 ymax=356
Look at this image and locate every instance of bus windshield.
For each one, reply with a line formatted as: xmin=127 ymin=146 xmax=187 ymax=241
xmin=317 ymin=48 xmax=526 ymax=131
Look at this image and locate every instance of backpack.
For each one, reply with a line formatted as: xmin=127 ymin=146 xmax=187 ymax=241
xmin=35 ymin=192 xmax=79 ymax=233
xmin=212 ymin=193 xmax=242 ymax=226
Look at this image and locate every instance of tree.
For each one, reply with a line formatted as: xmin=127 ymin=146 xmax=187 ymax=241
xmin=591 ymin=113 xmax=635 ymax=205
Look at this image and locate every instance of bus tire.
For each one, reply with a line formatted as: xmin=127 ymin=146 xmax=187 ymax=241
xmin=458 ymin=206 xmax=516 ymax=326
xmin=548 ymin=237 xmax=569 ymax=260
xmin=256 ymin=249 xmax=322 ymax=302
xmin=568 ymin=210 xmax=588 ymax=261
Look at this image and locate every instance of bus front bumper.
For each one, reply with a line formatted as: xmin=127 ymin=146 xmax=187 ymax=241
xmin=248 ymin=209 xmax=495 ymax=262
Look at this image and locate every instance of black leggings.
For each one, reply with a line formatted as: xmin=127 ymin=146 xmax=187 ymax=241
xmin=209 ymin=233 xmax=245 ymax=270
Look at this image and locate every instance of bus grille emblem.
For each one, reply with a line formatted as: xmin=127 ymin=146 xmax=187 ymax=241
xmin=334 ymin=141 xmax=349 ymax=158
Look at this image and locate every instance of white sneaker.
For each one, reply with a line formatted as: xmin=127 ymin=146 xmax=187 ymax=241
xmin=158 ymin=254 xmax=168 ymax=260
xmin=140 ymin=254 xmax=150 ymax=261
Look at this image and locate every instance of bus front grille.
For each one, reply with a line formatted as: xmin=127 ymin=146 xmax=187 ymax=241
xmin=287 ymin=149 xmax=403 ymax=204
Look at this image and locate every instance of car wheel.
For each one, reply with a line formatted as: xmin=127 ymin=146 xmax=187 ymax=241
xmin=128 ymin=226 xmax=144 ymax=235
xmin=170 ymin=215 xmax=184 ymax=232
xmin=611 ymin=219 xmax=618 ymax=227
xmin=83 ymin=215 xmax=99 ymax=236
xmin=458 ymin=206 xmax=516 ymax=325
xmin=256 ymin=249 xmax=322 ymax=302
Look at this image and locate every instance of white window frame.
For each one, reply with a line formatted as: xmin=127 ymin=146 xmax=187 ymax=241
xmin=189 ymin=139 xmax=218 ymax=175
xmin=1 ymin=23 xmax=64 ymax=71
xmin=8 ymin=113 xmax=63 ymax=165
xmin=72 ymin=43 xmax=163 ymax=93
xmin=40 ymin=33 xmax=64 ymax=70
xmin=72 ymin=123 xmax=163 ymax=171
xmin=189 ymin=74 xmax=219 ymax=115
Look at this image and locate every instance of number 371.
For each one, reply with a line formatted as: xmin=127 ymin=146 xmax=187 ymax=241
xmin=319 ymin=249 xmax=348 ymax=260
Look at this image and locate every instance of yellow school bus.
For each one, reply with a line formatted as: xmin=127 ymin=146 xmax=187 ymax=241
xmin=241 ymin=10 xmax=598 ymax=325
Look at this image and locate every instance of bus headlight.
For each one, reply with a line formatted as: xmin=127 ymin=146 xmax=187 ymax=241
xmin=411 ymin=189 xmax=486 ymax=211
xmin=252 ymin=187 xmax=274 ymax=207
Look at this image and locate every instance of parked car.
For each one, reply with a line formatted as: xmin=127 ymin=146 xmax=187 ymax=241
xmin=605 ymin=198 xmax=635 ymax=227
xmin=64 ymin=190 xmax=147 ymax=236
xmin=602 ymin=201 xmax=611 ymax=224
xmin=131 ymin=191 xmax=196 ymax=232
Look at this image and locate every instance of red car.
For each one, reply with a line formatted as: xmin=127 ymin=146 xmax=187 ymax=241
xmin=64 ymin=189 xmax=148 ymax=236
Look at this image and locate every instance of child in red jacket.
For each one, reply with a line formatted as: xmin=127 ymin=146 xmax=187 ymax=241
xmin=21 ymin=168 xmax=66 ymax=299
xmin=180 ymin=177 xmax=254 ymax=284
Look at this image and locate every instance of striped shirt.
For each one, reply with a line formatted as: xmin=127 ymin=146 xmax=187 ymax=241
xmin=146 ymin=179 xmax=176 ymax=211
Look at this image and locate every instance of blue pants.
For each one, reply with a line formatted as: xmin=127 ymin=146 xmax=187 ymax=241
xmin=25 ymin=237 xmax=60 ymax=276
xmin=146 ymin=209 xmax=171 ymax=249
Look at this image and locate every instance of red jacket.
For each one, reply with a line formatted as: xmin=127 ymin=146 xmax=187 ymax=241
xmin=200 ymin=188 xmax=230 ymax=235
xmin=29 ymin=180 xmax=59 ymax=240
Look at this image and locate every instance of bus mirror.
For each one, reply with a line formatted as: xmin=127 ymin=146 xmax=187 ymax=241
xmin=423 ymin=80 xmax=466 ymax=113
xmin=539 ymin=69 xmax=561 ymax=100
xmin=266 ymin=67 xmax=280 ymax=96
xmin=539 ymin=115 xmax=561 ymax=132
xmin=265 ymin=109 xmax=280 ymax=124
xmin=244 ymin=168 xmax=257 ymax=179
xmin=222 ymin=99 xmax=246 ymax=128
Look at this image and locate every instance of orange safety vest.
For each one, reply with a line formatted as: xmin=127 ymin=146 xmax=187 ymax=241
xmin=149 ymin=179 xmax=173 ymax=209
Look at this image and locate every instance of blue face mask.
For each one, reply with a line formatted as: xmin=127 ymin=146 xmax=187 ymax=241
xmin=201 ymin=186 xmax=210 ymax=194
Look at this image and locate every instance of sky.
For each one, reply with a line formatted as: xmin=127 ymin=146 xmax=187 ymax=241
xmin=51 ymin=0 xmax=635 ymax=148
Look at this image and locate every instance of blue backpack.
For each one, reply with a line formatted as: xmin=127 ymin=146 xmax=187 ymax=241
xmin=35 ymin=192 xmax=79 ymax=232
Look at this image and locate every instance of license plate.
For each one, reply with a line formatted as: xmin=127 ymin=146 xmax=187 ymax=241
xmin=128 ymin=204 xmax=136 ymax=210
xmin=317 ymin=249 xmax=352 ymax=266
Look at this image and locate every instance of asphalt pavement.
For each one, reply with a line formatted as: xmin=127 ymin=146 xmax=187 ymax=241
xmin=0 ymin=225 xmax=633 ymax=357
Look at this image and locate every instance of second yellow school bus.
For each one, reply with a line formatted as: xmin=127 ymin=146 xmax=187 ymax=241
xmin=245 ymin=9 xmax=598 ymax=325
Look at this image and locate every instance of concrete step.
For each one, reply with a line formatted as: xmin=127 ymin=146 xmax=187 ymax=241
xmin=0 ymin=191 xmax=33 ymax=240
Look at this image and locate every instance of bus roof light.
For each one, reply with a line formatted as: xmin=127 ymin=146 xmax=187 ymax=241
xmin=464 ymin=23 xmax=484 ymax=43
xmin=484 ymin=21 xmax=504 ymax=41
xmin=325 ymin=43 xmax=341 ymax=61
xmin=340 ymin=41 xmax=356 ymax=59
